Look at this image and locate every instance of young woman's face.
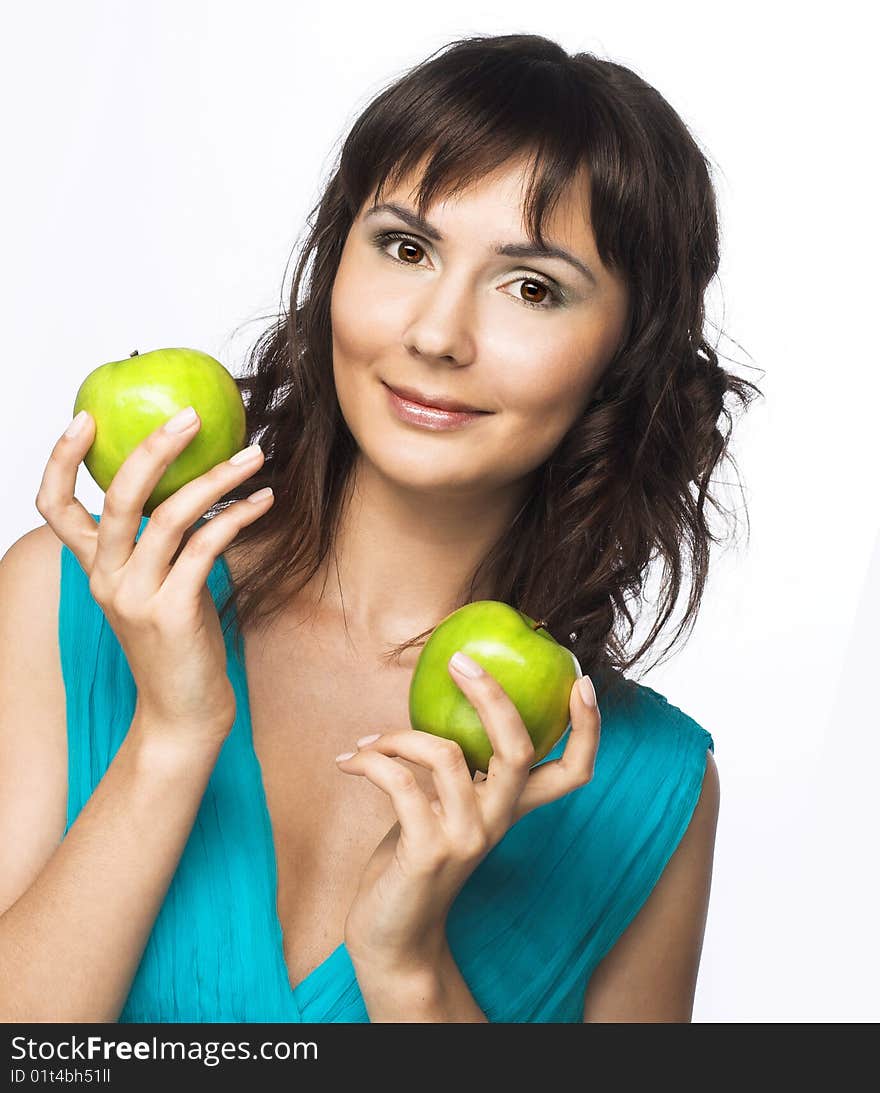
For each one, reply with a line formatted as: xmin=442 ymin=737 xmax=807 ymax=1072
xmin=330 ymin=154 xmax=630 ymax=497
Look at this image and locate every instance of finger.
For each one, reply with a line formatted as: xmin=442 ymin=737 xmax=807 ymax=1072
xmin=335 ymin=749 xmax=439 ymax=854
xmin=512 ymin=676 xmax=601 ymax=821
xmin=92 ymin=406 xmax=205 ymax=577
xmin=159 ymin=487 xmax=274 ymax=598
xmin=125 ymin=441 xmax=266 ymax=592
xmin=447 ymin=651 xmax=535 ymax=834
xmin=35 ymin=411 xmax=103 ymax=573
xmin=354 ymin=731 xmax=485 ymax=852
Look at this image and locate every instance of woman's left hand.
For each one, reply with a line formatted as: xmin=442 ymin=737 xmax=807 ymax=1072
xmin=335 ymin=650 xmax=601 ymax=974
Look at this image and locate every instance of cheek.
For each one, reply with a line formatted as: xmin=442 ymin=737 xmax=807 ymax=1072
xmin=330 ymin=269 xmax=382 ymax=421
xmin=331 ymin=266 xmax=370 ymax=367
xmin=499 ymin=349 xmax=595 ymax=449
xmin=330 ymin=254 xmax=404 ymax=367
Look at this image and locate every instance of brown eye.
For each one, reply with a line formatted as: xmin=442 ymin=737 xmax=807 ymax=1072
xmin=520 ymin=280 xmax=549 ymax=305
xmin=396 ymin=240 xmax=425 ymax=264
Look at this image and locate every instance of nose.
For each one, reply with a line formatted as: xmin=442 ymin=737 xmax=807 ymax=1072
xmin=401 ymin=273 xmax=477 ymax=367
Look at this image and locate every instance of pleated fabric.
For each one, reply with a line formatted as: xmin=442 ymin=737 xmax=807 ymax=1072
xmin=59 ymin=513 xmax=714 ymax=1023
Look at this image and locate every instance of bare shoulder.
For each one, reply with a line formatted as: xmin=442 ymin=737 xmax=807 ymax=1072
xmin=582 ymin=748 xmax=719 ymax=1022
xmin=2 ymin=520 xmax=66 ymax=567
xmin=0 ymin=522 xmax=69 ymax=916
xmin=0 ymin=521 xmax=66 ymax=640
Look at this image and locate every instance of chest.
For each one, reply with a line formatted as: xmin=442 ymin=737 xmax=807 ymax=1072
xmin=242 ymin=617 xmax=434 ymax=993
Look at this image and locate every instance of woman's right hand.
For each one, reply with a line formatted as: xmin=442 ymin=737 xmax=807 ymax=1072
xmin=35 ymin=405 xmax=274 ymax=744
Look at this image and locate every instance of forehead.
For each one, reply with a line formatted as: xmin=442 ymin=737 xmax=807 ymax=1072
xmin=368 ymin=151 xmax=596 ymax=249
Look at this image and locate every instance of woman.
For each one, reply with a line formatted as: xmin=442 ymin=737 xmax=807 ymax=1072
xmin=0 ymin=34 xmax=760 ymax=1022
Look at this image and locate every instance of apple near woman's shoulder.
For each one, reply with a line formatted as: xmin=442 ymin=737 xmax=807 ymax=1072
xmin=408 ymin=600 xmax=580 ymax=775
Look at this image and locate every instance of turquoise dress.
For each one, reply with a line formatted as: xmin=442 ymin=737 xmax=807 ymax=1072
xmin=59 ymin=514 xmax=714 ymax=1023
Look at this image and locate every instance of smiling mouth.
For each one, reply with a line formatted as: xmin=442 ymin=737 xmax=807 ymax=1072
xmin=382 ymin=382 xmax=490 ymax=415
xmin=382 ymin=383 xmax=492 ymax=431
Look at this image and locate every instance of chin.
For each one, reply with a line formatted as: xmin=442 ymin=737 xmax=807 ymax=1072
xmin=358 ymin=439 xmax=493 ymax=495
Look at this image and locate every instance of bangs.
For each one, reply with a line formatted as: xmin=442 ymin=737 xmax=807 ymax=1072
xmin=341 ymin=52 xmax=598 ymax=250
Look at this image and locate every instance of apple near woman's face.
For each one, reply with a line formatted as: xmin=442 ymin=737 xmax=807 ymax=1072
xmin=72 ymin=347 xmax=247 ymax=515
xmin=408 ymin=600 xmax=582 ymax=775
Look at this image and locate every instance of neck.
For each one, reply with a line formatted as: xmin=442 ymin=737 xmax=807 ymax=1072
xmin=306 ymin=456 xmax=535 ymax=650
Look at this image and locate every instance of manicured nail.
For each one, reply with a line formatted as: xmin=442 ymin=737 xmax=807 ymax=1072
xmin=246 ymin=487 xmax=274 ymax=504
xmin=163 ymin=406 xmax=198 ymax=433
xmin=356 ymin=733 xmax=381 ymax=747
xmin=64 ymin=410 xmax=89 ymax=437
xmin=578 ymin=675 xmax=597 ymax=708
xmin=335 ymin=751 xmax=356 ymax=762
xmin=230 ymin=442 xmax=262 ymax=465
xmin=449 ymin=651 xmax=484 ymax=678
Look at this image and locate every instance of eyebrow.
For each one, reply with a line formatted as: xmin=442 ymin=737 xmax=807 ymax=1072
xmin=365 ymin=201 xmax=597 ymax=287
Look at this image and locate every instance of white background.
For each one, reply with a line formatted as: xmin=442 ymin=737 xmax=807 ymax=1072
xmin=2 ymin=1 xmax=877 ymax=1022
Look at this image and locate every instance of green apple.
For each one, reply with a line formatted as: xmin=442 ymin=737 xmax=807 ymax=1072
xmin=73 ymin=347 xmax=247 ymax=515
xmin=408 ymin=600 xmax=582 ymax=775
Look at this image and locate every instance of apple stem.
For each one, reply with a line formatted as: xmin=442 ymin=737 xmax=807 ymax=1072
xmin=130 ymin=350 xmax=139 ymax=357
xmin=532 ymin=619 xmax=547 ymax=631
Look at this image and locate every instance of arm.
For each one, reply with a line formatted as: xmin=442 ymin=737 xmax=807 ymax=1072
xmin=582 ymin=748 xmax=720 ymax=1022
xmin=0 ymin=720 xmax=227 ymax=1023
xmin=351 ymin=939 xmax=488 ymax=1022
xmin=0 ymin=527 xmax=231 ymax=1023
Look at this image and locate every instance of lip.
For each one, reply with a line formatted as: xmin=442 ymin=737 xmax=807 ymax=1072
xmin=383 ymin=382 xmax=488 ymax=414
xmin=383 ymin=382 xmax=491 ymax=431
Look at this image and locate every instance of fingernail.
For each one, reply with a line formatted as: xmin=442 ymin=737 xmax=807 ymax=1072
xmin=335 ymin=750 xmax=356 ymax=762
xmin=64 ymin=410 xmax=89 ymax=437
xmin=230 ymin=442 xmax=263 ymax=465
xmin=578 ymin=675 xmax=597 ymax=708
xmin=450 ymin=651 xmax=484 ymax=678
xmin=356 ymin=733 xmax=381 ymax=747
xmin=163 ymin=406 xmax=198 ymax=433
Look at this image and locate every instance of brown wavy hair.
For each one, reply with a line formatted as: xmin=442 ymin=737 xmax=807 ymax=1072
xmin=207 ymin=32 xmax=763 ymax=706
